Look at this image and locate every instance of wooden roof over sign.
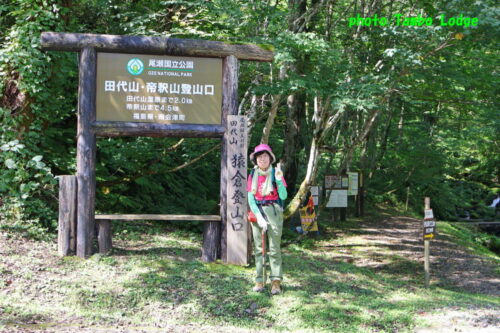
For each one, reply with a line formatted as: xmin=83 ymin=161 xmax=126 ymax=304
xmin=40 ymin=32 xmax=274 ymax=62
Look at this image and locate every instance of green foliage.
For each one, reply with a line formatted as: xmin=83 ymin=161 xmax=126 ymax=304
xmin=0 ymin=140 xmax=56 ymax=234
xmin=0 ymin=0 xmax=498 ymax=237
xmin=438 ymin=222 xmax=500 ymax=258
xmin=95 ymin=137 xmax=220 ymax=220
xmin=0 ymin=0 xmax=77 ymax=235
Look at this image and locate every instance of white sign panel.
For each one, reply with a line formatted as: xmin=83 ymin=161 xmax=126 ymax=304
xmin=341 ymin=177 xmax=349 ymax=188
xmin=326 ymin=190 xmax=348 ymax=208
xmin=311 ymin=186 xmax=320 ymax=206
xmin=424 ymin=209 xmax=434 ymax=220
xmin=310 ymin=186 xmax=319 ymax=196
xmin=423 ymin=220 xmax=436 ymax=227
xmin=347 ymin=172 xmax=359 ymax=196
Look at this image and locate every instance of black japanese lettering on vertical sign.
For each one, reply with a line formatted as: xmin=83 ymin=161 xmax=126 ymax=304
xmin=231 ymin=206 xmax=243 ymax=219
xmin=227 ymin=115 xmax=248 ymax=259
xmin=231 ymin=154 xmax=246 ymax=169
xmin=231 ymin=170 xmax=245 ymax=187
xmin=232 ymin=189 xmax=245 ymax=204
xmin=232 ymin=222 xmax=244 ymax=231
xmin=239 ymin=118 xmax=245 ymax=148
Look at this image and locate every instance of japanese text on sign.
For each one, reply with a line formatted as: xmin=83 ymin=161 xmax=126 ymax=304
xmin=96 ymin=53 xmax=222 ymax=125
xmin=227 ymin=116 xmax=248 ymax=233
xmin=325 ymin=175 xmax=348 ymax=190
xmin=226 ymin=115 xmax=248 ymax=265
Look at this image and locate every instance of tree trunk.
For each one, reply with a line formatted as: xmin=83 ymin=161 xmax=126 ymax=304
xmin=284 ymin=134 xmax=320 ymax=219
xmin=282 ymin=91 xmax=304 ymax=194
xmin=281 ymin=0 xmax=308 ymax=195
xmin=261 ymin=95 xmax=281 ymax=144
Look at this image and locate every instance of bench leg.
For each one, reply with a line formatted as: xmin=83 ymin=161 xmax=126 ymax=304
xmin=202 ymin=221 xmax=220 ymax=262
xmin=97 ymin=219 xmax=112 ymax=254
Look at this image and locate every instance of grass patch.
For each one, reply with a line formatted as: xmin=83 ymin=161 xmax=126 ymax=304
xmin=438 ymin=221 xmax=500 ymax=259
xmin=1 ymin=215 xmax=499 ymax=332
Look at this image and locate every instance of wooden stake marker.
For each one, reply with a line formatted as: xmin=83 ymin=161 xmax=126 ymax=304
xmin=423 ymin=197 xmax=436 ymax=288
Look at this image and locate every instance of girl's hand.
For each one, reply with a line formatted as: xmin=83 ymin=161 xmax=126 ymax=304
xmin=275 ymin=162 xmax=283 ymax=181
xmin=256 ymin=215 xmax=268 ymax=232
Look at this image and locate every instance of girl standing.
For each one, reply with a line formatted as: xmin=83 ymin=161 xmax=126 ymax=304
xmin=247 ymin=144 xmax=287 ymax=294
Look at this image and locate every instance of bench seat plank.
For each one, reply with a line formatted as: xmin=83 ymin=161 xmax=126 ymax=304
xmin=95 ymin=214 xmax=221 ymax=221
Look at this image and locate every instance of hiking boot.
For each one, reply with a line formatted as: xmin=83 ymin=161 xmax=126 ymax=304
xmin=271 ymin=280 xmax=281 ymax=295
xmin=252 ymin=282 xmax=265 ymax=292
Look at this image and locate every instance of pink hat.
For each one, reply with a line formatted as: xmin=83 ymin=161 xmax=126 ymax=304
xmin=250 ymin=144 xmax=276 ymax=164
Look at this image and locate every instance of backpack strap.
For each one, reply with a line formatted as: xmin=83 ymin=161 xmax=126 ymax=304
xmin=251 ymin=167 xmax=284 ymax=208
xmin=271 ymin=168 xmax=284 ymax=208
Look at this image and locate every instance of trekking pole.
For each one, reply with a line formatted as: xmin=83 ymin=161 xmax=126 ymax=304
xmin=262 ymin=230 xmax=266 ymax=287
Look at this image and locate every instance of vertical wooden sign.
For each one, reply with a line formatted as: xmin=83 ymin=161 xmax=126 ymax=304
xmin=226 ymin=115 xmax=248 ymax=265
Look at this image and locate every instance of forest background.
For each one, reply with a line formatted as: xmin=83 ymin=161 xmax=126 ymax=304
xmin=0 ymin=0 xmax=498 ymax=239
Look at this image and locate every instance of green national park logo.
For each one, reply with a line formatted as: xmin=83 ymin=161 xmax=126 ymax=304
xmin=127 ymin=58 xmax=144 ymax=75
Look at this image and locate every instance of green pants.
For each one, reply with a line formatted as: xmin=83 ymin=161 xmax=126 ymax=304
xmin=251 ymin=203 xmax=283 ymax=283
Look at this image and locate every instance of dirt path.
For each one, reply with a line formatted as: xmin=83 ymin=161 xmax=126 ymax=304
xmin=336 ymin=214 xmax=500 ymax=332
xmin=352 ymin=215 xmax=500 ymax=296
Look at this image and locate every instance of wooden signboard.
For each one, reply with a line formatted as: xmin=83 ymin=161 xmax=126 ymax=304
xmin=96 ymin=53 xmax=222 ymax=125
xmin=226 ymin=115 xmax=248 ymax=265
xmin=42 ymin=32 xmax=273 ymax=262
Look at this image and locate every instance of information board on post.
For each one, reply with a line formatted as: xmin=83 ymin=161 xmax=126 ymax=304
xmin=341 ymin=176 xmax=349 ymax=188
xmin=96 ymin=53 xmax=222 ymax=125
xmin=325 ymin=175 xmax=348 ymax=190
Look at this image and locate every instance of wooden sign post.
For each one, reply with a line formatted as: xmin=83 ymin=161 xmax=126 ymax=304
xmin=325 ymin=175 xmax=348 ymax=221
xmin=226 ymin=115 xmax=248 ymax=264
xmin=423 ymin=197 xmax=435 ymax=288
xmin=43 ymin=32 xmax=273 ymax=261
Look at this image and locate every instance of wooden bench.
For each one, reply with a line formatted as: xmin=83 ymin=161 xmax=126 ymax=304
xmin=95 ymin=214 xmax=221 ymax=259
xmin=58 ymin=175 xmax=223 ymax=262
